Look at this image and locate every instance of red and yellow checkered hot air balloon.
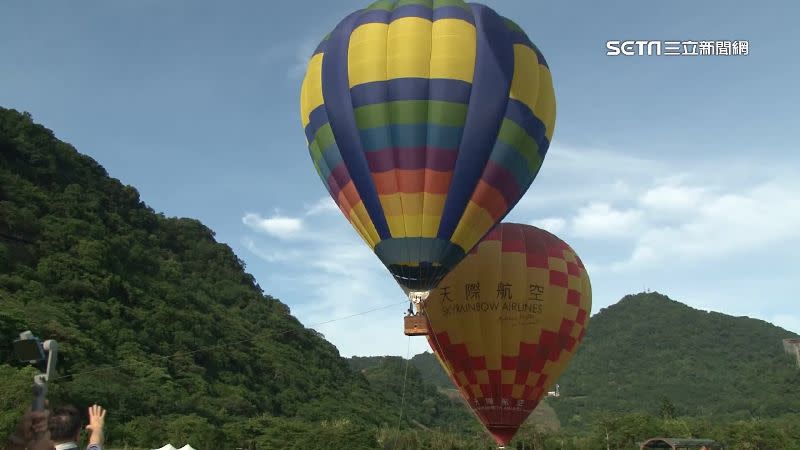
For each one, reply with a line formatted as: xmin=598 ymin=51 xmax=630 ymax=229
xmin=423 ymin=223 xmax=591 ymax=447
xmin=299 ymin=0 xmax=557 ymax=298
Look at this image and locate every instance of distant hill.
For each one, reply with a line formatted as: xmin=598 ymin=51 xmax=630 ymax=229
xmin=552 ymin=292 xmax=800 ymax=429
xmin=348 ymin=354 xmax=562 ymax=433
xmin=353 ymin=292 xmax=800 ymax=432
xmin=350 ymin=352 xmax=452 ymax=388
xmin=410 ymin=351 xmax=453 ymax=388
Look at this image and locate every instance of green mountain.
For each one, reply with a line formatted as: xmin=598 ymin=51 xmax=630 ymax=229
xmin=553 ymin=292 xmax=800 ymax=429
xmin=381 ymin=292 xmax=800 ymax=430
xmin=348 ymin=355 xmax=563 ymax=435
xmin=410 ymin=352 xmax=452 ymax=388
xmin=0 ymin=107 xmax=484 ymax=449
xmin=350 ymin=352 xmax=451 ymax=389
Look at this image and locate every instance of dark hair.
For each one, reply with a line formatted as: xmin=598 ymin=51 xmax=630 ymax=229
xmin=49 ymin=405 xmax=82 ymax=441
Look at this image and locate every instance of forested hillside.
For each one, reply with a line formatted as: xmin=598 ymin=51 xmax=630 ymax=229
xmin=350 ymin=353 xmax=451 ymax=390
xmin=0 ymin=107 xmax=482 ymax=449
xmin=358 ymin=292 xmax=800 ymax=430
xmin=553 ymin=292 xmax=800 ymax=429
xmin=355 ymin=293 xmax=800 ymax=448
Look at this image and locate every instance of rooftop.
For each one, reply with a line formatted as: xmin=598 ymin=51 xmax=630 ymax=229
xmin=640 ymin=437 xmax=723 ymax=449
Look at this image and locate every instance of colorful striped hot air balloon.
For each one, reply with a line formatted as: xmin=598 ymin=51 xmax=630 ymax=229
xmin=424 ymin=223 xmax=591 ymax=447
xmin=299 ymin=0 xmax=557 ymax=294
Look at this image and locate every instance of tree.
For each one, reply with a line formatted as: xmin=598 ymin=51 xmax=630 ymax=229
xmin=659 ymin=396 xmax=677 ymax=420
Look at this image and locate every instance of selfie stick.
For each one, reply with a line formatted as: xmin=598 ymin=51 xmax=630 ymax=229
xmin=18 ymin=331 xmax=58 ymax=411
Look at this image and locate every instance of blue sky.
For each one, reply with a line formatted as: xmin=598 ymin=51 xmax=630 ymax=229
xmin=2 ymin=0 xmax=798 ymax=357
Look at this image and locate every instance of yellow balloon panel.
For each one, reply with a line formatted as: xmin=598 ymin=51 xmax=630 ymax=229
xmin=424 ymin=223 xmax=591 ymax=443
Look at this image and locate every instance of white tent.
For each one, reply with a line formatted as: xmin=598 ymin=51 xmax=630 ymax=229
xmin=152 ymin=443 xmax=195 ymax=450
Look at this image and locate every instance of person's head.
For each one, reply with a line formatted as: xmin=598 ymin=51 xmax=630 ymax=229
xmin=49 ymin=405 xmax=82 ymax=443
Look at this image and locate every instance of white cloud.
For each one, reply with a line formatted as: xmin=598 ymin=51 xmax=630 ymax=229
xmin=542 ymin=146 xmax=660 ymax=175
xmin=305 ymin=196 xmax=339 ymax=216
xmin=638 ymin=179 xmax=712 ymax=214
xmin=242 ymin=237 xmax=305 ymax=262
xmin=530 ymin=217 xmax=567 ymax=234
xmin=571 ymin=202 xmax=644 ymax=239
xmin=512 ymin=145 xmax=800 ymax=270
xmin=242 ymin=212 xmax=304 ymax=238
xmin=515 ymin=145 xmax=659 ymax=211
xmin=613 ymin=179 xmax=800 ymax=270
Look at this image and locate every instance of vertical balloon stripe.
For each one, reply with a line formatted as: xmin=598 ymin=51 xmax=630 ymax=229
xmin=390 ymin=6 xmax=433 ymax=283
xmin=388 ymin=6 xmax=431 ymax=244
xmin=349 ymin=11 xmax=403 ymax=247
xmin=301 ymin=29 xmax=382 ymax=249
xmin=322 ymin=10 xmax=392 ymax=240
xmin=305 ymin=109 xmax=382 ymax=248
xmin=448 ymin=42 xmax=554 ymax=254
xmin=449 ymin=20 xmax=553 ymax=250
xmin=425 ymin=11 xmax=473 ymax=251
xmin=437 ymin=3 xmax=514 ymax=243
xmin=390 ymin=52 xmax=409 ymax=281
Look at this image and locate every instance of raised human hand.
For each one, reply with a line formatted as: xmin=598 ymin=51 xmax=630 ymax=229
xmin=86 ymin=404 xmax=107 ymax=440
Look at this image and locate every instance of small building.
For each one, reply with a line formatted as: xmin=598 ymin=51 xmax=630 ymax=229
xmin=639 ymin=437 xmax=723 ymax=449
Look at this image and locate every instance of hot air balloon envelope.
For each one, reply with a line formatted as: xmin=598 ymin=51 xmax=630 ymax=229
xmin=424 ymin=223 xmax=591 ymax=446
xmin=299 ymin=0 xmax=557 ymax=292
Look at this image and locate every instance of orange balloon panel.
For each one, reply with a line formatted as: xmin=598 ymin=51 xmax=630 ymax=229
xmin=424 ymin=223 xmax=591 ymax=446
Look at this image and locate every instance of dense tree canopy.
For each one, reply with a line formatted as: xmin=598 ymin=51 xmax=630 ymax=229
xmin=554 ymin=292 xmax=800 ymax=430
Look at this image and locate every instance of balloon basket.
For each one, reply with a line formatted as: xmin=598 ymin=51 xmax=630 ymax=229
xmin=404 ymin=315 xmax=429 ymax=336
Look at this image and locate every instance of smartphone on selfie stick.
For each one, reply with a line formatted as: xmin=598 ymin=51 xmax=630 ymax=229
xmin=12 ymin=330 xmax=58 ymax=411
